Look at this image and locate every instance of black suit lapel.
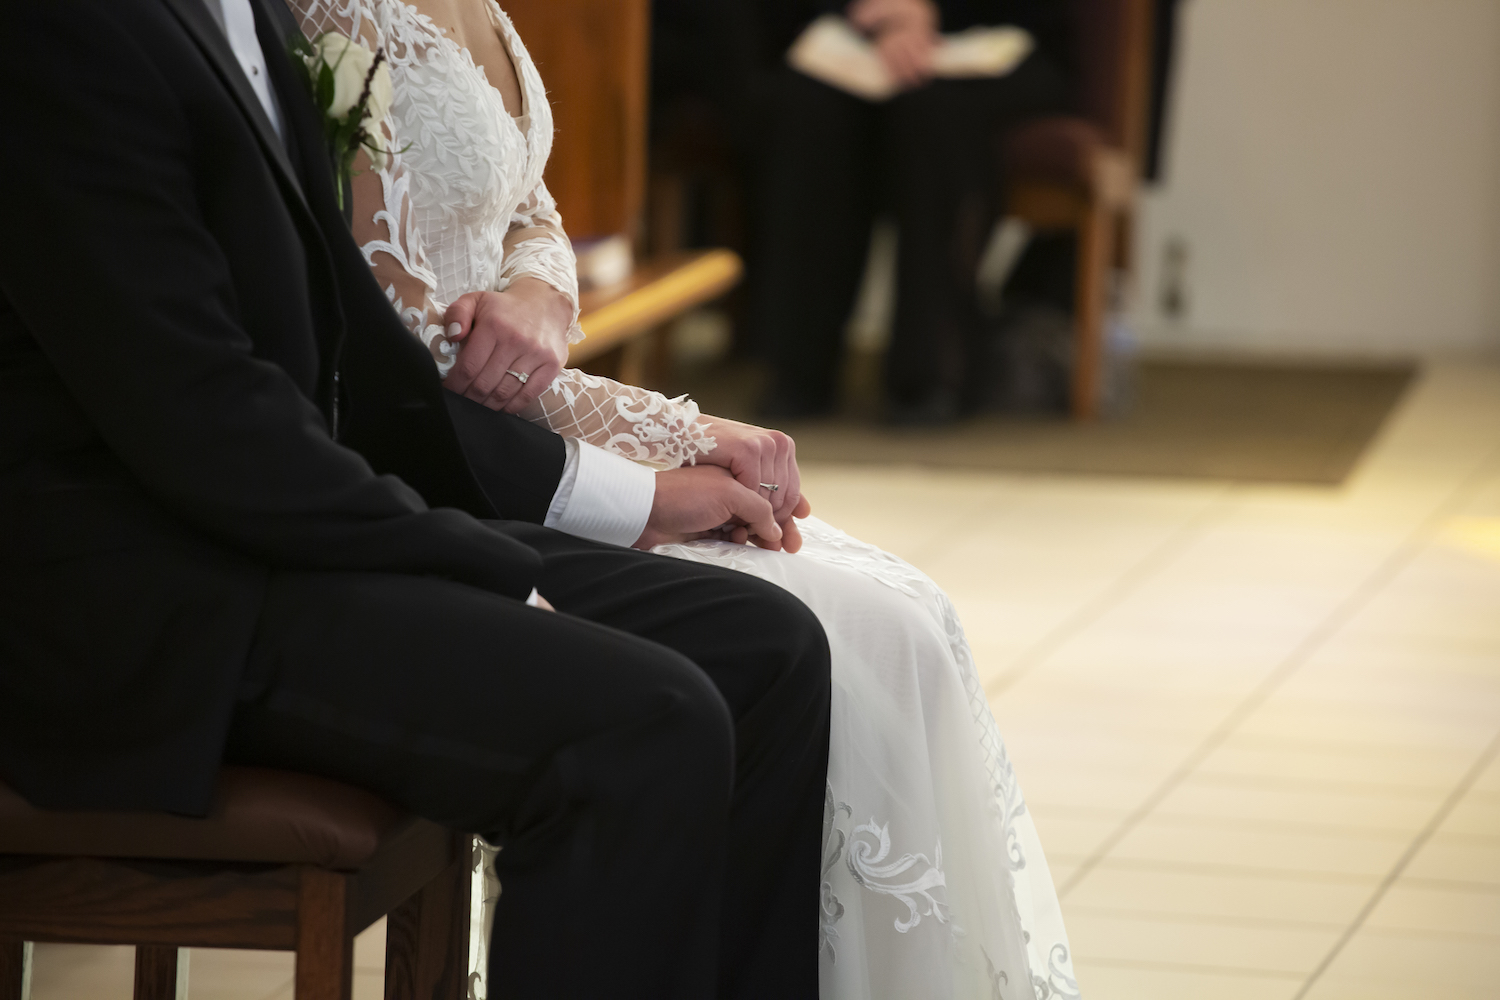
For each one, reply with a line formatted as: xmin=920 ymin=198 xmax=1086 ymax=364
xmin=158 ymin=0 xmax=310 ymax=216
xmin=249 ymin=0 xmax=356 ymax=385
xmin=250 ymin=0 xmax=348 ymax=233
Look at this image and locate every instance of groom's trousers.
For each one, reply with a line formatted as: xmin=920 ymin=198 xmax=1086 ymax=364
xmin=222 ymin=523 xmax=830 ymax=1000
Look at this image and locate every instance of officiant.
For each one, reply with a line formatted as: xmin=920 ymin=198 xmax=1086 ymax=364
xmin=743 ymin=0 xmax=1072 ymax=423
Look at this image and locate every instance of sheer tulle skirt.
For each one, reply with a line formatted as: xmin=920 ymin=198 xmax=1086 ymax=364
xmin=653 ymin=517 xmax=1081 ymax=1000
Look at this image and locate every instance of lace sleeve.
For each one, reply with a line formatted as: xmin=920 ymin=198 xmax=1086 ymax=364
xmin=519 ymin=369 xmax=716 ymax=470
xmin=286 ymin=0 xmax=457 ymax=373
xmin=498 ymin=179 xmax=585 ymax=345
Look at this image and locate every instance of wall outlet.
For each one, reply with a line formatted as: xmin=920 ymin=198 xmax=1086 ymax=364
xmin=1160 ymin=236 xmax=1190 ymax=323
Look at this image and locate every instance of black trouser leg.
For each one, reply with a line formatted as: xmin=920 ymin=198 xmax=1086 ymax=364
xmin=749 ymin=69 xmax=881 ymax=413
xmin=224 ymin=527 xmax=832 ymax=1000
xmin=504 ymin=524 xmax=832 ymax=1000
xmin=224 ymin=569 xmax=734 ymax=1000
xmin=883 ymin=55 xmax=1070 ymax=408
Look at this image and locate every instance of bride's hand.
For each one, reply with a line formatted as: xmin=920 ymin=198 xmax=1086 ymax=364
xmin=442 ymin=278 xmax=572 ymax=414
xmin=698 ymin=415 xmax=808 ymax=529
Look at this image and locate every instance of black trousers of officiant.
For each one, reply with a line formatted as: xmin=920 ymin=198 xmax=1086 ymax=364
xmin=224 ymin=523 xmax=831 ymax=1000
xmin=749 ymin=56 xmax=1069 ymax=416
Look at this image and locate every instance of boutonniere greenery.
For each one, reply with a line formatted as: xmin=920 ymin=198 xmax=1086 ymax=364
xmin=289 ymin=33 xmax=399 ymax=211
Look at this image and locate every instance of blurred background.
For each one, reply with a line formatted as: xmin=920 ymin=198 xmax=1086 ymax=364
xmin=25 ymin=1 xmax=1500 ymax=998
xmin=560 ymin=1 xmax=1500 ymax=996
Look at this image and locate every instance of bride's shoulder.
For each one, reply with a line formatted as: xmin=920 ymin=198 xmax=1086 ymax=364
xmin=484 ymin=4 xmax=551 ymax=110
xmin=286 ymin=0 xmax=438 ymax=49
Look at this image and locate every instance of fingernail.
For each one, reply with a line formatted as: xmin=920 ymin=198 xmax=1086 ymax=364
xmin=447 ymin=323 xmax=462 ymax=339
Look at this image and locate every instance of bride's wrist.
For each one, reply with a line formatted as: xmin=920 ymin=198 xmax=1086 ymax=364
xmin=695 ymin=419 xmax=736 ymax=466
xmin=505 ymin=276 xmax=574 ymax=330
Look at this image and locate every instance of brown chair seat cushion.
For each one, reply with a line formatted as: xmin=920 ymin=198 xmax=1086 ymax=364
xmin=1004 ymin=115 xmax=1111 ymax=187
xmin=0 ymin=767 xmax=406 ymax=870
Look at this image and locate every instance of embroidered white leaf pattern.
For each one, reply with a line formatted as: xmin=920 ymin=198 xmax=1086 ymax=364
xmin=846 ymin=819 xmax=950 ymax=934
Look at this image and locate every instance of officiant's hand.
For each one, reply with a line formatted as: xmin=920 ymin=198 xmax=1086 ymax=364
xmin=442 ymin=278 xmax=572 ymax=414
xmin=633 ymin=465 xmax=787 ymax=552
xmin=847 ymin=0 xmax=939 ymax=89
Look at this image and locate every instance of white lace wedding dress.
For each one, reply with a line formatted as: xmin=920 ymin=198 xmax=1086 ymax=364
xmin=290 ymin=3 xmax=1080 ymax=997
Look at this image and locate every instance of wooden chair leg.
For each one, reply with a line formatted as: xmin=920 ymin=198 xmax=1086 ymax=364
xmin=614 ymin=324 xmax=673 ymax=390
xmin=384 ymin=836 xmax=473 ymax=1000
xmin=648 ymin=324 xmax=673 ymax=389
xmin=649 ymin=171 xmax=687 ymax=256
xmin=583 ymin=344 xmax=624 ymax=381
xmin=617 ymin=334 xmax=652 ymax=389
xmin=134 ymin=946 xmax=184 ymax=1000
xmin=1071 ymin=201 xmax=1116 ymax=420
xmin=0 ymin=942 xmax=32 ymax=1000
xmin=296 ymin=869 xmax=354 ymax=1000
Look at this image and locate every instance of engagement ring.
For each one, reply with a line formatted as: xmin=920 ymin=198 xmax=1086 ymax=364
xmin=759 ymin=482 xmax=780 ymax=492
xmin=504 ymin=369 xmax=529 ymax=384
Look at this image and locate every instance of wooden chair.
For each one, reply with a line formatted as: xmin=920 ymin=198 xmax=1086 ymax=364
xmin=1003 ymin=0 xmax=1155 ymax=419
xmin=502 ymin=0 xmax=744 ymax=390
xmin=570 ymin=249 xmax=742 ymax=386
xmin=0 ymin=768 xmax=472 ymax=1000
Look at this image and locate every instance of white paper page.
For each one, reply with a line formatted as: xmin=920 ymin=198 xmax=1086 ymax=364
xmin=787 ymin=16 xmax=1034 ymax=103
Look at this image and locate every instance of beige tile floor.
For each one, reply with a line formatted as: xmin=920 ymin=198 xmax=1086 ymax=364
xmin=27 ymin=360 xmax=1500 ymax=998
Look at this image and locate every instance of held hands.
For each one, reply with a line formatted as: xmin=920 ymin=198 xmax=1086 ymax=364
xmin=442 ymin=278 xmax=573 ymax=414
xmin=847 ymin=0 xmax=939 ymax=89
xmin=699 ymin=419 xmax=804 ymax=515
xmin=633 ymin=465 xmax=812 ymax=553
xmin=698 ymin=415 xmax=804 ymax=528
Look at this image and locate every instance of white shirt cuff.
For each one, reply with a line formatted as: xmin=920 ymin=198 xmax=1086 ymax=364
xmin=543 ymin=438 xmax=656 ymax=547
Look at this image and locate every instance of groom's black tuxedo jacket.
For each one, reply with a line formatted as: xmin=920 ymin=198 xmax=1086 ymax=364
xmin=0 ymin=0 xmax=569 ymax=814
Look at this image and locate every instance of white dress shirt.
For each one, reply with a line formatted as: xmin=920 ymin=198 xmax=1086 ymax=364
xmin=205 ymin=0 xmax=657 ymax=548
xmin=202 ymin=0 xmax=284 ymax=140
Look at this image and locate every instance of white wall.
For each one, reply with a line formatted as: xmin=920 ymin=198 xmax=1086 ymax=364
xmin=1130 ymin=0 xmax=1500 ymax=358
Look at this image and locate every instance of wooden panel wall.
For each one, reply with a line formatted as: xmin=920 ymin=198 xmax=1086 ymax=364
xmin=503 ymin=0 xmax=650 ymax=244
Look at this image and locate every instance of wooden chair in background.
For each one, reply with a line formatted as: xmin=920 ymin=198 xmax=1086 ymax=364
xmin=503 ymin=0 xmax=743 ymax=389
xmin=0 ymin=769 xmax=472 ymax=1000
xmin=1003 ymin=0 xmax=1156 ymax=419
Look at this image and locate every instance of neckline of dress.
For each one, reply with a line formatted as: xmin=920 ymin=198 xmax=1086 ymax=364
xmin=395 ymin=0 xmax=533 ymax=139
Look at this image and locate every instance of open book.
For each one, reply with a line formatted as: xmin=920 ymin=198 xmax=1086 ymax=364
xmin=788 ymin=15 xmax=1034 ymax=102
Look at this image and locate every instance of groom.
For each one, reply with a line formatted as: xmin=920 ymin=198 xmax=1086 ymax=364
xmin=0 ymin=0 xmax=828 ymax=997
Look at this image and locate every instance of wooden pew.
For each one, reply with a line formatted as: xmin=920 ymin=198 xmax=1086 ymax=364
xmin=571 ymin=249 xmax=742 ymax=386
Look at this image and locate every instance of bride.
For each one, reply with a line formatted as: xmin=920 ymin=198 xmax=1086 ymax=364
xmin=288 ymin=2 xmax=1080 ymax=997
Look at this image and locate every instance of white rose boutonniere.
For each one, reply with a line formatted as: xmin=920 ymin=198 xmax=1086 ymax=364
xmin=289 ymin=32 xmax=401 ymax=210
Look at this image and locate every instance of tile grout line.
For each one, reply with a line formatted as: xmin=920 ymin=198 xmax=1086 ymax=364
xmin=1071 ymin=956 xmax=1307 ymax=980
xmin=985 ymin=486 xmax=1239 ymax=697
xmin=1056 ymin=444 xmax=1500 ymax=900
xmin=1291 ymin=727 xmax=1500 ymax=999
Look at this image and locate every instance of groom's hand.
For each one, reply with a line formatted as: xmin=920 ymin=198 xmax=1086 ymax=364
xmin=443 ymin=279 xmax=571 ymax=414
xmin=633 ymin=466 xmax=785 ymax=552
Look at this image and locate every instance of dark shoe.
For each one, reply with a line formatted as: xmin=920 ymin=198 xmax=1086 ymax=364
xmin=967 ymin=302 xmax=1073 ymax=415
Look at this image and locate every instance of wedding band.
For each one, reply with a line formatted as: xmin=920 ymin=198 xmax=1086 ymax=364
xmin=504 ymin=369 xmax=529 ymax=384
xmin=759 ymin=482 xmax=780 ymax=492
